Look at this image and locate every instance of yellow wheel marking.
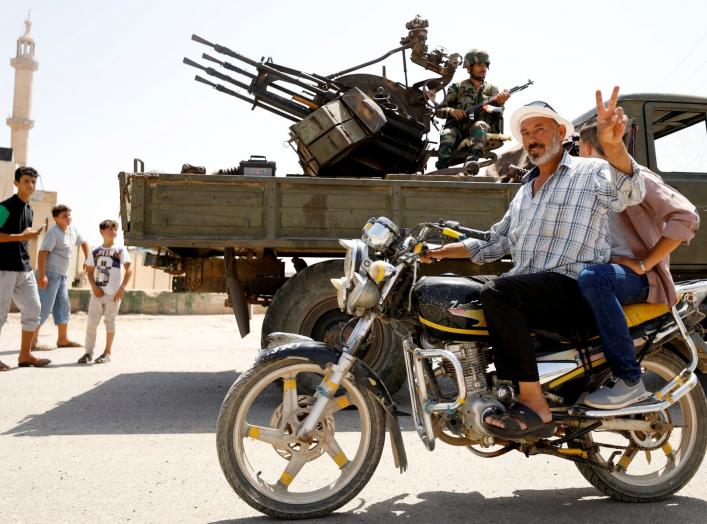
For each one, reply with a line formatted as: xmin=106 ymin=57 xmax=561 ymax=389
xmin=283 ymin=378 xmax=297 ymax=391
xmin=336 ymin=396 xmax=351 ymax=409
xmin=618 ymin=450 xmax=636 ymax=470
xmin=333 ymin=451 xmax=348 ymax=468
xmin=323 ymin=377 xmax=339 ymax=392
xmin=246 ymin=426 xmax=260 ymax=439
xmin=279 ymin=472 xmax=294 ymax=487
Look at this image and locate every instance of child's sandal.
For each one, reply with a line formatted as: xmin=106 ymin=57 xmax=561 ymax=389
xmin=95 ymin=353 xmax=111 ymax=364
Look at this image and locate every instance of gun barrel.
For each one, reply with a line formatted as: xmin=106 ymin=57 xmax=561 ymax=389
xmin=191 ymin=34 xmax=214 ymax=47
xmin=192 ymin=33 xmax=260 ymax=68
xmin=464 ymin=79 xmax=534 ymax=116
xmin=183 ymin=57 xmax=206 ymax=71
xmin=203 ymin=53 xmax=254 ymax=80
xmin=193 ymin=75 xmax=299 ymax=122
xmin=189 ymin=59 xmax=311 ymax=119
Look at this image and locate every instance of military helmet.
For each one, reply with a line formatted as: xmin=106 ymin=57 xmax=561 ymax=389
xmin=464 ymin=49 xmax=490 ymax=67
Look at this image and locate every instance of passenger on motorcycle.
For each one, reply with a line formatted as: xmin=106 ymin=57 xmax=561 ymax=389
xmin=421 ymin=87 xmax=645 ymax=439
xmin=576 ymin=122 xmax=700 ymax=409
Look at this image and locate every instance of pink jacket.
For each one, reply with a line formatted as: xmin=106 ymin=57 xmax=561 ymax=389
xmin=617 ymin=166 xmax=700 ymax=305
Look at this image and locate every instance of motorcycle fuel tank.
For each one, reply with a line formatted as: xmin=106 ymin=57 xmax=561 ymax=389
xmin=412 ymin=276 xmax=490 ymax=339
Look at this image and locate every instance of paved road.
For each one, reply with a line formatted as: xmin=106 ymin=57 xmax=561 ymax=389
xmin=1 ymin=313 xmax=705 ymax=523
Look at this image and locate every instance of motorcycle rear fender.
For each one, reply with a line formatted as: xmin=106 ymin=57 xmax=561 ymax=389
xmin=257 ymin=340 xmax=408 ymax=472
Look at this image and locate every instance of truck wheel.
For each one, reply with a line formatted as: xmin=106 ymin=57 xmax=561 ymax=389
xmin=262 ymin=260 xmax=405 ymax=394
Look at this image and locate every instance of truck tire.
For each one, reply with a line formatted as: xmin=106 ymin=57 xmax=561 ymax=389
xmin=262 ymin=260 xmax=405 ymax=394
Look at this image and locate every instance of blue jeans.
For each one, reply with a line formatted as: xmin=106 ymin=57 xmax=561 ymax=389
xmin=38 ymin=270 xmax=70 ymax=325
xmin=577 ymin=264 xmax=649 ymax=383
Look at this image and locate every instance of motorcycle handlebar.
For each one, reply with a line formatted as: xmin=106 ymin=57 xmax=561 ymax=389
xmin=440 ymin=220 xmax=490 ymax=242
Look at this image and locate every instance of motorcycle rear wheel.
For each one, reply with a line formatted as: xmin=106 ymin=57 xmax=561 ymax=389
xmin=575 ymin=349 xmax=707 ymax=501
xmin=216 ymin=358 xmax=386 ymax=519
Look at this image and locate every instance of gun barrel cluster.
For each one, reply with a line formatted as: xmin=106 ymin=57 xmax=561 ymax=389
xmin=183 ymin=34 xmax=345 ymax=123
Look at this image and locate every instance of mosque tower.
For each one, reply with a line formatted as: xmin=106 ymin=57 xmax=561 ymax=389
xmin=7 ymin=15 xmax=39 ymax=167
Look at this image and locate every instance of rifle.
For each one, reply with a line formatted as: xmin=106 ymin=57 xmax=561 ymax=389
xmin=463 ymin=79 xmax=534 ymax=119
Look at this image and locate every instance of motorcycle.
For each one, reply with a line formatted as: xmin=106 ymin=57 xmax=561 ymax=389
xmin=216 ymin=216 xmax=707 ymax=519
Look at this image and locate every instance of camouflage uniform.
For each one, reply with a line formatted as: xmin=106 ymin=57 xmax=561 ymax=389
xmin=435 ymin=80 xmax=501 ymax=169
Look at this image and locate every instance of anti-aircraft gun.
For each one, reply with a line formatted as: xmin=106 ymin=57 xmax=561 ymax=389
xmin=183 ymin=16 xmax=464 ymax=177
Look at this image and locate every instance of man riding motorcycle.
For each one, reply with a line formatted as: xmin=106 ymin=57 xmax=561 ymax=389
xmin=215 ymin=86 xmax=706 ymax=519
xmin=421 ymin=86 xmax=645 ymax=438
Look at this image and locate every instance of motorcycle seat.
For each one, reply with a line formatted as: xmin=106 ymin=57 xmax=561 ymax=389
xmin=622 ymin=302 xmax=671 ymax=328
xmin=531 ymin=302 xmax=673 ymax=346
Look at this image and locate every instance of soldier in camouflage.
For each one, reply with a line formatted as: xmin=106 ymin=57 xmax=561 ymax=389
xmin=435 ymin=49 xmax=511 ymax=169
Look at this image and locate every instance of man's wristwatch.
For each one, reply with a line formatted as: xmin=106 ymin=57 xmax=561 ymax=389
xmin=639 ymin=260 xmax=647 ymax=273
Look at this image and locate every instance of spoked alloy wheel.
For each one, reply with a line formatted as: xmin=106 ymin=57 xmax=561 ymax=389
xmin=217 ymin=359 xmax=386 ymax=519
xmin=576 ymin=350 xmax=707 ymax=501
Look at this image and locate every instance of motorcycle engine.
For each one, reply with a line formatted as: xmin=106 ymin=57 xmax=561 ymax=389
xmin=442 ymin=341 xmax=492 ymax=394
xmin=423 ymin=337 xmax=505 ymax=439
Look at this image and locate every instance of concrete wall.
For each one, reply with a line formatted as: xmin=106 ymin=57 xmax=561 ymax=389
xmin=11 ymin=290 xmax=241 ymax=316
xmin=68 ymin=289 xmax=233 ymax=315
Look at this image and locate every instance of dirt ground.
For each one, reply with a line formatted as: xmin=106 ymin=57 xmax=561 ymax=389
xmin=1 ymin=312 xmax=705 ymax=523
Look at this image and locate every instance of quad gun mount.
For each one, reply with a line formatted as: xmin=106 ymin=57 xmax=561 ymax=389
xmin=183 ymin=16 xmax=462 ymax=177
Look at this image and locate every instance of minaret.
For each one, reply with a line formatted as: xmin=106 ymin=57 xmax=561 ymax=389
xmin=6 ymin=15 xmax=39 ymax=167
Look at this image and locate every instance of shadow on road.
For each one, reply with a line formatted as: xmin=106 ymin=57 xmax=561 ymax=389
xmin=4 ymin=370 xmax=414 ymax=437
xmin=211 ymin=487 xmax=707 ymax=523
xmin=5 ymin=371 xmax=240 ymax=436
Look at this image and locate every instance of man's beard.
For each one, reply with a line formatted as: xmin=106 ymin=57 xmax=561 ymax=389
xmin=527 ymin=133 xmax=563 ymax=165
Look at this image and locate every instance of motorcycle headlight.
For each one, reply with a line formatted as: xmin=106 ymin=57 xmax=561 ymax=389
xmin=340 ymin=239 xmax=367 ymax=283
xmin=362 ymin=217 xmax=400 ymax=251
xmin=347 ymin=273 xmax=380 ymax=311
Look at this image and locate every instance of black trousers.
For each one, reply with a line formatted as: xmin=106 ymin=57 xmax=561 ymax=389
xmin=480 ymin=272 xmax=594 ymax=382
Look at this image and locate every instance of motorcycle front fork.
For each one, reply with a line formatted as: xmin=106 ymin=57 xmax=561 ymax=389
xmin=296 ymin=313 xmax=376 ymax=439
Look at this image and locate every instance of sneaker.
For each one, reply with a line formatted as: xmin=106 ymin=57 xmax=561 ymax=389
xmin=95 ymin=353 xmax=111 ymax=364
xmin=77 ymin=353 xmax=92 ymax=364
xmin=584 ymin=378 xmax=651 ymax=409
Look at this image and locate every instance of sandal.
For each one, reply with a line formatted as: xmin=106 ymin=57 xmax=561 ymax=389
xmin=77 ymin=353 xmax=93 ymax=364
xmin=57 ymin=341 xmax=82 ymax=348
xmin=33 ymin=343 xmax=55 ymax=351
xmin=95 ymin=353 xmax=111 ymax=364
xmin=0 ymin=360 xmax=10 ymax=371
xmin=483 ymin=402 xmax=556 ymax=439
xmin=17 ymin=358 xmax=51 ymax=368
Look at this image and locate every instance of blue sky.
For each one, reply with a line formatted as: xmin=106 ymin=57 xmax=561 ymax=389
xmin=1 ymin=0 xmax=706 ymax=244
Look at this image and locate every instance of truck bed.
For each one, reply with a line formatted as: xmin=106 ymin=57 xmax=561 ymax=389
xmin=119 ymin=172 xmax=519 ymax=256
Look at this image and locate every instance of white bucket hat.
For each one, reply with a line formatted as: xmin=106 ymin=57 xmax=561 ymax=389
xmin=510 ymin=101 xmax=574 ymax=143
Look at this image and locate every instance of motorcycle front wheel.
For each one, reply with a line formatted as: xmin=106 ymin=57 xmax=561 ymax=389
xmin=575 ymin=349 xmax=707 ymax=501
xmin=216 ymin=358 xmax=386 ymax=519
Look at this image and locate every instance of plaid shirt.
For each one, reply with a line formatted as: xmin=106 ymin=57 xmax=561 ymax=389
xmin=462 ymin=152 xmax=645 ymax=279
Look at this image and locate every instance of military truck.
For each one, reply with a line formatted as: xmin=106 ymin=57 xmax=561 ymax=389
xmin=118 ymin=91 xmax=707 ymax=392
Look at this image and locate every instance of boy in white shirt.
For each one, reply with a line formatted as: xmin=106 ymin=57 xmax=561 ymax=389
xmin=78 ymin=220 xmax=132 ymax=364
